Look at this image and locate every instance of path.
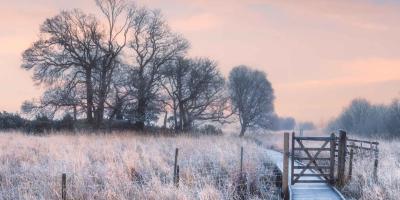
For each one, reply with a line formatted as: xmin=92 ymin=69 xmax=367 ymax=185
xmin=266 ymin=149 xmax=346 ymax=200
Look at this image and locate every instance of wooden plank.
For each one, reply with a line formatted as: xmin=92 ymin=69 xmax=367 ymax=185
xmin=347 ymin=138 xmax=379 ymax=145
xmin=293 ymin=174 xmax=331 ymax=177
xmin=294 ymin=136 xmax=332 ymax=141
xmin=294 ymin=157 xmax=331 ymax=161
xmin=347 ymin=145 xmax=378 ymax=151
xmin=337 ymin=130 xmax=347 ymax=187
xmin=329 ymin=133 xmax=336 ymax=185
xmin=293 ymin=148 xmax=331 ymax=151
xmin=294 ymin=166 xmax=331 ymax=169
xmin=295 ymin=180 xmax=330 ymax=183
xmin=291 ymin=132 xmax=295 ymax=186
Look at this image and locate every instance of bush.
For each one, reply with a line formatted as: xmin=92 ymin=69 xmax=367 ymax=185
xmin=0 ymin=111 xmax=26 ymax=130
xmin=58 ymin=114 xmax=75 ymax=131
xmin=26 ymin=115 xmax=52 ymax=134
xmin=196 ymin=124 xmax=223 ymax=135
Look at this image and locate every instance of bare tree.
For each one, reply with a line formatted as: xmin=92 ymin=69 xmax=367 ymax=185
xmin=228 ymin=66 xmax=275 ymax=137
xmin=22 ymin=10 xmax=102 ymax=124
xmin=22 ymin=0 xmax=135 ymax=127
xmin=162 ymin=57 xmax=228 ymax=131
xmin=128 ymin=9 xmax=189 ymax=129
xmin=92 ymin=0 xmax=134 ymax=126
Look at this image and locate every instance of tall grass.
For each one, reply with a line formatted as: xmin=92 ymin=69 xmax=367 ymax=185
xmin=341 ymin=139 xmax=400 ymax=200
xmin=0 ymin=132 xmax=279 ymax=200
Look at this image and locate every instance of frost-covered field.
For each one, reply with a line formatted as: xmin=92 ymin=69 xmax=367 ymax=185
xmin=0 ymin=132 xmax=279 ymax=200
xmin=341 ymin=138 xmax=400 ymax=200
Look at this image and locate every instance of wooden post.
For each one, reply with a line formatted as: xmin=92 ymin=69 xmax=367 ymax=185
xmin=290 ymin=132 xmax=295 ymax=185
xmin=348 ymin=149 xmax=354 ymax=181
xmin=176 ymin=165 xmax=180 ymax=187
xmin=173 ymin=148 xmax=179 ymax=187
xmin=329 ymin=133 xmax=336 ymax=185
xmin=373 ymin=148 xmax=379 ymax=181
xmin=337 ymin=130 xmax=347 ymax=187
xmin=240 ymin=146 xmax=244 ymax=174
xmin=62 ymin=173 xmax=66 ymax=200
xmin=282 ymin=132 xmax=289 ymax=200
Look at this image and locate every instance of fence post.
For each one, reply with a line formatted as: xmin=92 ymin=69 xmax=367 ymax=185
xmin=62 ymin=173 xmax=66 ymax=200
xmin=282 ymin=132 xmax=289 ymax=200
xmin=348 ymin=149 xmax=354 ymax=181
xmin=373 ymin=148 xmax=379 ymax=181
xmin=240 ymin=146 xmax=244 ymax=174
xmin=329 ymin=133 xmax=336 ymax=185
xmin=337 ymin=130 xmax=347 ymax=187
xmin=176 ymin=165 xmax=180 ymax=187
xmin=290 ymin=132 xmax=295 ymax=185
xmin=173 ymin=148 xmax=179 ymax=187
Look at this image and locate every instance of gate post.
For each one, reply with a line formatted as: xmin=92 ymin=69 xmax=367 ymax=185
xmin=337 ymin=130 xmax=347 ymax=187
xmin=329 ymin=133 xmax=336 ymax=185
xmin=283 ymin=132 xmax=289 ymax=200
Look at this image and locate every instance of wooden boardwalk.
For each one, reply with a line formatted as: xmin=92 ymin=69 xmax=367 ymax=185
xmin=266 ymin=149 xmax=346 ymax=200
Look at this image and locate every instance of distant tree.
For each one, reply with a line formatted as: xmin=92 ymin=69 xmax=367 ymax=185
xmin=387 ymin=99 xmax=400 ymax=136
xmin=269 ymin=115 xmax=296 ymax=131
xmin=162 ymin=57 xmax=228 ymax=131
xmin=127 ymin=9 xmax=189 ymax=130
xmin=327 ymin=98 xmax=392 ymax=136
xmin=228 ymin=66 xmax=275 ymax=137
xmin=298 ymin=121 xmax=316 ymax=130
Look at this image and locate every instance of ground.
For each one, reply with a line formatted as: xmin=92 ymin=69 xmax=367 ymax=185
xmin=0 ymin=131 xmax=398 ymax=200
xmin=0 ymin=131 xmax=280 ymax=200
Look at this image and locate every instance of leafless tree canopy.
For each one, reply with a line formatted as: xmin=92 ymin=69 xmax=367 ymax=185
xmin=162 ymin=57 xmax=228 ymax=131
xmin=20 ymin=0 xmax=282 ymax=133
xmin=127 ymin=9 xmax=189 ymax=129
xmin=228 ymin=66 xmax=275 ymax=136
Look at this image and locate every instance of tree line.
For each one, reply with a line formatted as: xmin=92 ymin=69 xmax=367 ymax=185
xmin=13 ymin=0 xmax=302 ymax=135
xmin=327 ymin=98 xmax=400 ymax=137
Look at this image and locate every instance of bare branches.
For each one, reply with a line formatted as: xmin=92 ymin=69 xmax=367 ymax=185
xmin=161 ymin=57 xmax=229 ymax=131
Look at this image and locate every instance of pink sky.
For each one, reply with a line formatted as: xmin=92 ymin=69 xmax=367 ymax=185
xmin=1 ymin=0 xmax=400 ymax=125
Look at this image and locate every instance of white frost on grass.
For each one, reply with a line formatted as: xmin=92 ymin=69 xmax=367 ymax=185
xmin=0 ymin=132 xmax=279 ymax=200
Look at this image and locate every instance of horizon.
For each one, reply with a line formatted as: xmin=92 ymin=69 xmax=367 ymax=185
xmin=1 ymin=0 xmax=400 ymax=125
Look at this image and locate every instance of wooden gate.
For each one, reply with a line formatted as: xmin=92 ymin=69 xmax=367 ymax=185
xmin=291 ymin=132 xmax=336 ymax=184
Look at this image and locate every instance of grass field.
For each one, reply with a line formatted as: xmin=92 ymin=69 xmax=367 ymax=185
xmin=0 ymin=130 xmax=397 ymax=200
xmin=340 ymin=138 xmax=400 ymax=200
xmin=0 ymin=131 xmax=280 ymax=200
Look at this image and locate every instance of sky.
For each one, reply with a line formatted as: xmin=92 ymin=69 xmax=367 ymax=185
xmin=1 ymin=0 xmax=400 ymax=126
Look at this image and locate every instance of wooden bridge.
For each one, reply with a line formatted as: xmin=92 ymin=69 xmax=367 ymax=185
xmin=266 ymin=149 xmax=345 ymax=200
xmin=263 ymin=130 xmax=380 ymax=200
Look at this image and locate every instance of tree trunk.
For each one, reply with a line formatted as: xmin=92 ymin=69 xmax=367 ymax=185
xmin=135 ymin=97 xmax=146 ymax=130
xmin=239 ymin=125 xmax=246 ymax=137
xmin=73 ymin=105 xmax=77 ymax=121
xmin=178 ymin=102 xmax=186 ymax=131
xmin=163 ymin=111 xmax=168 ymax=128
xmin=173 ymin=105 xmax=178 ymax=131
xmin=85 ymin=69 xmax=94 ymax=125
